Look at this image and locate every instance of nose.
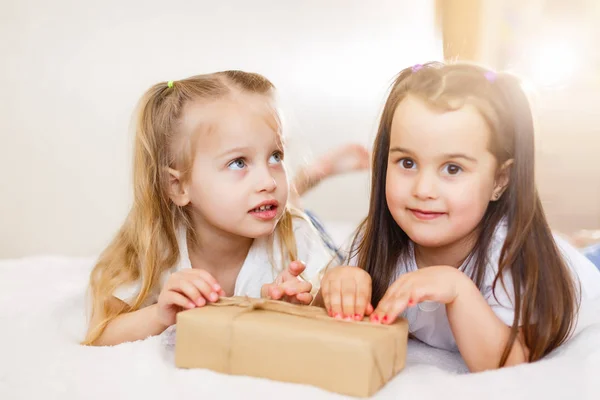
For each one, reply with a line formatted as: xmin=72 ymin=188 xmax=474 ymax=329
xmin=412 ymin=169 xmax=438 ymax=200
xmin=256 ymin=165 xmax=277 ymax=193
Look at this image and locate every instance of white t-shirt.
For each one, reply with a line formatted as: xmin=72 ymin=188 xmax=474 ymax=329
xmin=388 ymin=222 xmax=600 ymax=351
xmin=113 ymin=218 xmax=335 ymax=307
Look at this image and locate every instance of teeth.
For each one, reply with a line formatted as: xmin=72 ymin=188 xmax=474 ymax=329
xmin=255 ymin=205 xmax=273 ymax=212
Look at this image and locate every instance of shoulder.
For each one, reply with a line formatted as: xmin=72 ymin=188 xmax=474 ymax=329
xmin=289 ymin=211 xmax=339 ymax=276
xmin=113 ymin=224 xmax=189 ymax=306
xmin=483 ymin=218 xmax=600 ymax=299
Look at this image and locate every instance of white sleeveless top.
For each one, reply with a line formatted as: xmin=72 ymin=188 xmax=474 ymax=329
xmin=352 ymin=221 xmax=600 ymax=351
xmin=113 ymin=218 xmax=335 ymax=307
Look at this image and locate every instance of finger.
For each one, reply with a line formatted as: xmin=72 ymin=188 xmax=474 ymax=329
xmin=321 ymin=281 xmax=332 ymax=315
xmin=175 ymin=279 xmax=203 ymax=306
xmin=408 ymin=287 xmax=428 ymax=306
xmin=269 ymin=286 xmax=284 ymax=300
xmin=165 ymin=291 xmax=196 ymax=309
xmin=186 ymin=269 xmax=222 ymax=292
xmin=287 ymin=260 xmax=306 ymax=278
xmin=384 ymin=293 xmax=411 ymax=324
xmin=261 ymin=283 xmax=272 ymax=298
xmin=365 ymin=303 xmax=374 ymax=316
xmin=294 ymin=292 xmax=313 ymax=305
xmin=340 ymin=278 xmax=356 ymax=319
xmin=354 ymin=276 xmax=372 ymax=320
xmin=386 ymin=276 xmax=409 ymax=299
xmin=281 ymin=280 xmax=312 ymax=297
xmin=371 ymin=278 xmax=408 ymax=321
xmin=328 ymin=278 xmax=343 ymax=318
xmin=371 ymin=291 xmax=393 ymax=323
xmin=374 ymin=292 xmax=410 ymax=324
xmin=191 ymin=278 xmax=219 ymax=303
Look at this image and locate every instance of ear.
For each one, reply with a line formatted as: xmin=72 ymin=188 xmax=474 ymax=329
xmin=491 ymin=159 xmax=513 ymax=201
xmin=167 ymin=168 xmax=190 ymax=207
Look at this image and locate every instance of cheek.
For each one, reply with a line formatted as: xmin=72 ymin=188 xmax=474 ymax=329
xmin=272 ymin=165 xmax=289 ymax=196
xmin=445 ymin=177 xmax=493 ymax=217
xmin=189 ymin=168 xmax=238 ymax=207
xmin=276 ymin=164 xmax=289 ymax=185
xmin=385 ymin=170 xmax=409 ymax=209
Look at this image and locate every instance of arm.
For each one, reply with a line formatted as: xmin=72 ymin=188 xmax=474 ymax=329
xmin=447 ymin=276 xmax=529 ymax=371
xmin=372 ymin=266 xmax=529 ymax=372
xmin=87 ymin=297 xmax=169 ymax=346
xmin=89 ymin=269 xmax=224 ymax=346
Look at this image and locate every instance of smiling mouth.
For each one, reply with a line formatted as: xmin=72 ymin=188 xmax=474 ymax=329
xmin=409 ymin=209 xmax=446 ymax=220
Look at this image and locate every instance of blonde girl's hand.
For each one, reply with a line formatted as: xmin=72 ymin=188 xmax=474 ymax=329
xmin=320 ymin=266 xmax=373 ymax=321
xmin=155 ymin=269 xmax=225 ymax=327
xmin=371 ymin=266 xmax=467 ymax=324
xmin=261 ymin=261 xmax=313 ymax=305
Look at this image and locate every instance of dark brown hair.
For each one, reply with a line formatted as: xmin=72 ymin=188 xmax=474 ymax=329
xmin=351 ymin=62 xmax=578 ymax=366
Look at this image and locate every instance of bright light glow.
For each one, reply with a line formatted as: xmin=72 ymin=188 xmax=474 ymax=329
xmin=529 ymin=39 xmax=578 ymax=87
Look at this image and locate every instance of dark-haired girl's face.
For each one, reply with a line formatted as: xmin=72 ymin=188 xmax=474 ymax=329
xmin=386 ymin=95 xmax=499 ymax=250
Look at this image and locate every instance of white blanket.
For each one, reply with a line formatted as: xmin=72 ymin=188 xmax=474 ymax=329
xmin=0 ymin=256 xmax=599 ymax=400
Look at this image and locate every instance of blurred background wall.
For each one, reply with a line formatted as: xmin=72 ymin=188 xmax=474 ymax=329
xmin=1 ymin=0 xmax=598 ymax=258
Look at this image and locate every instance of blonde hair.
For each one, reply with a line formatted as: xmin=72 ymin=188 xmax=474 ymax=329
xmin=83 ymin=71 xmax=304 ymax=345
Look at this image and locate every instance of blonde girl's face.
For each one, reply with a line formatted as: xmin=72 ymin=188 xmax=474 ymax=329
xmin=177 ymin=93 xmax=289 ymax=239
xmin=385 ymin=95 xmax=501 ymax=249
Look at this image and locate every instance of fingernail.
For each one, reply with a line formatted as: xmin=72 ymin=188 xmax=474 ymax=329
xmin=371 ymin=315 xmax=379 ymax=322
xmin=344 ymin=316 xmax=353 ymax=321
xmin=210 ymin=292 xmax=219 ymax=302
xmin=382 ymin=316 xmax=389 ymax=323
xmin=354 ymin=314 xmax=362 ymax=321
xmin=407 ymin=299 xmax=414 ymax=306
xmin=196 ymin=298 xmax=206 ymax=306
xmin=213 ymin=284 xmax=221 ymax=291
xmin=334 ymin=313 xmax=342 ymax=319
xmin=187 ymin=302 xmax=195 ymax=309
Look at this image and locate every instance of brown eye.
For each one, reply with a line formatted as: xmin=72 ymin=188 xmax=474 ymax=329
xmin=400 ymin=159 xmax=415 ymax=169
xmin=444 ymin=164 xmax=462 ymax=175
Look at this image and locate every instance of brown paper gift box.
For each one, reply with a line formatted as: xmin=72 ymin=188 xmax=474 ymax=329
xmin=175 ymin=297 xmax=409 ymax=397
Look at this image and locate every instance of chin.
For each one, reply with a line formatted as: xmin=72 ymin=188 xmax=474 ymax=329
xmin=245 ymin=223 xmax=279 ymax=239
xmin=405 ymin=229 xmax=453 ymax=249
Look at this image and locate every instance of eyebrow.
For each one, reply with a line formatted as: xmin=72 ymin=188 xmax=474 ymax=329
xmin=389 ymin=147 xmax=478 ymax=163
xmin=218 ymin=146 xmax=252 ymax=158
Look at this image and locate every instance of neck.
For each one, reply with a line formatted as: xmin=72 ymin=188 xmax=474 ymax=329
xmin=187 ymin=213 xmax=254 ymax=275
xmin=413 ymin=229 xmax=479 ymax=269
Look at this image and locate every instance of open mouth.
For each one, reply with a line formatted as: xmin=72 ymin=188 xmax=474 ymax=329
xmin=250 ymin=204 xmax=276 ymax=213
xmin=249 ymin=201 xmax=279 ymax=221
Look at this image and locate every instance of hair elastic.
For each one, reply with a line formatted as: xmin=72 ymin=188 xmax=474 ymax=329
xmin=484 ymin=71 xmax=497 ymax=83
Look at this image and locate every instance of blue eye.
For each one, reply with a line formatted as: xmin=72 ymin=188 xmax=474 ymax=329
xmin=228 ymin=158 xmax=246 ymax=170
xmin=269 ymin=151 xmax=283 ymax=164
xmin=399 ymin=158 xmax=416 ymax=169
xmin=442 ymin=163 xmax=462 ymax=175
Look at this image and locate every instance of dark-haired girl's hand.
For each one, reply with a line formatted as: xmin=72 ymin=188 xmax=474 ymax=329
xmin=319 ymin=266 xmax=374 ymax=320
xmin=371 ymin=266 xmax=469 ymax=324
